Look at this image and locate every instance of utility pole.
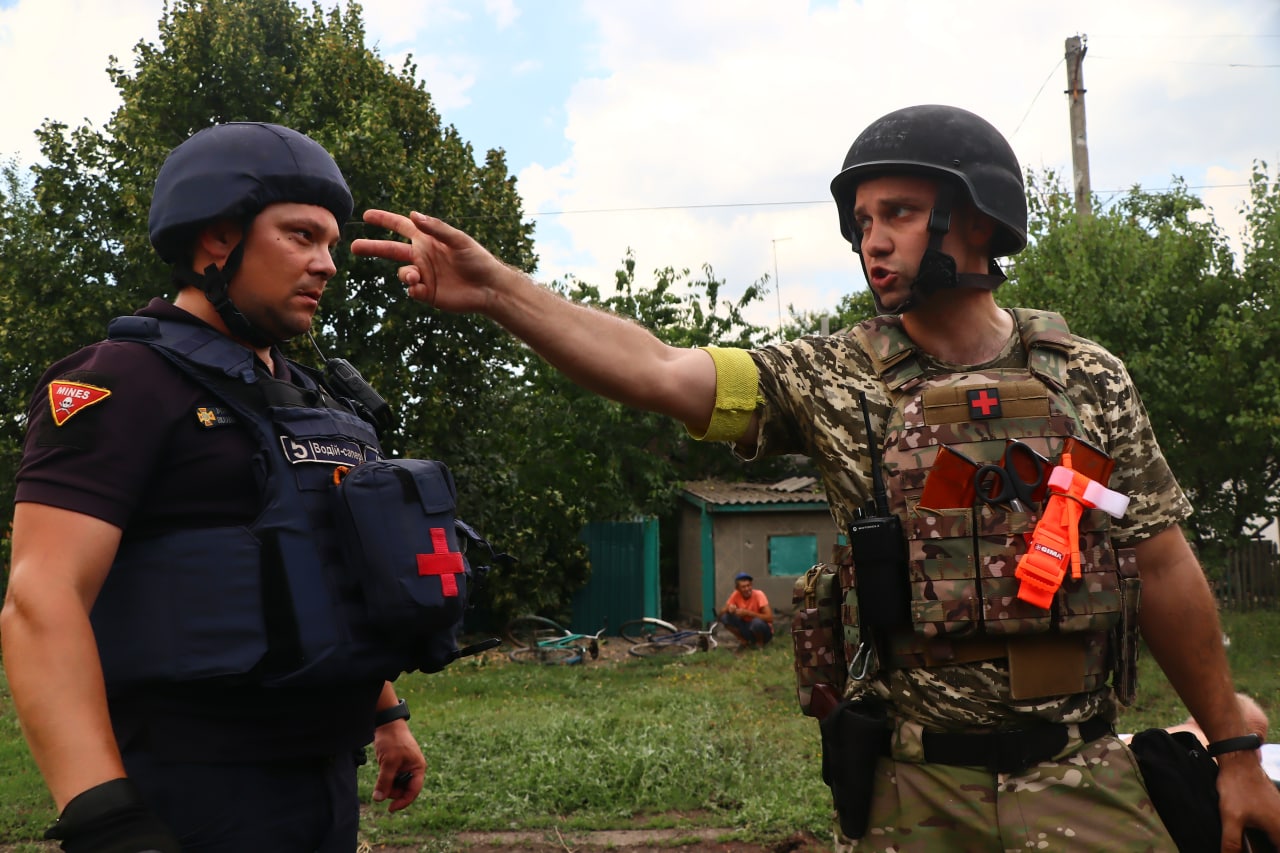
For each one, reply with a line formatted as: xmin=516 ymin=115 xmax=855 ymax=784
xmin=1065 ymin=34 xmax=1092 ymax=218
xmin=771 ymin=237 xmax=791 ymax=342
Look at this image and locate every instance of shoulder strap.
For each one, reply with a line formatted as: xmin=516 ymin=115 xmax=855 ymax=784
xmin=108 ymin=315 xmax=260 ymax=384
xmin=850 ymin=316 xmax=925 ymax=391
xmin=1010 ymin=308 xmax=1074 ymax=391
xmin=107 ymin=315 xmax=334 ymax=409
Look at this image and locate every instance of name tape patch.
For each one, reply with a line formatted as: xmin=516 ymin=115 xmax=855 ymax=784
xmin=48 ymin=380 xmax=112 ymax=426
xmin=280 ymin=435 xmax=381 ymax=466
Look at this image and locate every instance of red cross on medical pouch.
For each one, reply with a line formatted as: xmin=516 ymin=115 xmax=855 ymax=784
xmin=967 ymin=387 xmax=1002 ymax=419
xmin=416 ymin=527 xmax=464 ymax=596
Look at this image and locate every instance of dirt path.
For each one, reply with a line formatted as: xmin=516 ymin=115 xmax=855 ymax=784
xmin=368 ymin=828 xmax=832 ymax=852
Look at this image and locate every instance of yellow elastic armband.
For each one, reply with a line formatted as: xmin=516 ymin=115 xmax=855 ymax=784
xmin=688 ymin=346 xmax=762 ymax=442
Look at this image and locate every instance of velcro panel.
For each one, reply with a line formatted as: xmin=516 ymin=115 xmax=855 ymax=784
xmin=922 ymin=380 xmax=1049 ymax=425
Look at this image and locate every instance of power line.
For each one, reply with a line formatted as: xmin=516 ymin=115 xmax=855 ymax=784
xmin=525 ymin=183 xmax=1258 ymax=218
xmin=528 ymin=200 xmax=830 ymax=217
xmin=1088 ymin=33 xmax=1280 ymax=39
xmin=1011 ymin=57 xmax=1065 ymax=138
xmin=1089 ymin=54 xmax=1280 ymax=68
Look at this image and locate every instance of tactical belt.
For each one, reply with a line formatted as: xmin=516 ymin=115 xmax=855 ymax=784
xmin=897 ymin=715 xmax=1114 ymax=774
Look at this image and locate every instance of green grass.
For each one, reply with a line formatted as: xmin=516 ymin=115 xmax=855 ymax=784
xmin=355 ymin=642 xmax=830 ymax=847
xmin=3 ymin=611 xmax=1279 ymax=848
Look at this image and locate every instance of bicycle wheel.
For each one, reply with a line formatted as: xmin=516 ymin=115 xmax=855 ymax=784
xmin=508 ymin=646 xmax=582 ymax=665
xmin=629 ymin=639 xmax=699 ymax=658
xmin=709 ymin=620 xmax=735 ymax=647
xmin=504 ymin=615 xmax=568 ymax=649
xmin=618 ymin=618 xmax=679 ymax=644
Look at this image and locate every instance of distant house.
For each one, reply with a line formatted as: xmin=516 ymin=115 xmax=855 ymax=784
xmin=677 ymin=477 xmax=840 ymax=623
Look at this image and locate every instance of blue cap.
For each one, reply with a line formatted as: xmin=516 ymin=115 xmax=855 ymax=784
xmin=734 ymin=572 xmax=753 ymax=582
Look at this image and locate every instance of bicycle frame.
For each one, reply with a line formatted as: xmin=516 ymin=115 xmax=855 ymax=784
xmin=505 ymin=615 xmax=607 ymax=665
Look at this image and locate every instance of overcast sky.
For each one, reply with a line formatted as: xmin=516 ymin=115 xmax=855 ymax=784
xmin=2 ymin=0 xmax=1278 ymax=333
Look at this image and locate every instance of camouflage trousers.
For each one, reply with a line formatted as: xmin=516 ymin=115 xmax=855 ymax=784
xmin=839 ymin=735 xmax=1177 ymax=852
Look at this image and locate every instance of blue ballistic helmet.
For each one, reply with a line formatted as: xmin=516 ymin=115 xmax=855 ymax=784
xmin=149 ymin=122 xmax=353 ymax=263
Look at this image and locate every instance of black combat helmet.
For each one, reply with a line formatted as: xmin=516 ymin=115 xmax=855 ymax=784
xmin=830 ymin=104 xmax=1027 ymax=258
xmin=828 ymin=105 xmax=1026 ymax=314
xmin=147 ymin=122 xmax=353 ymax=345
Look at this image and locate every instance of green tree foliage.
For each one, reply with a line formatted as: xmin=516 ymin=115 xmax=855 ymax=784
xmin=0 ymin=0 xmax=535 ymax=589
xmin=1002 ymin=168 xmax=1280 ymax=561
xmin=0 ymin=0 xmax=792 ymax=615
xmin=782 ymin=286 xmax=877 ymax=341
xmin=461 ymin=256 xmax=800 ymax=618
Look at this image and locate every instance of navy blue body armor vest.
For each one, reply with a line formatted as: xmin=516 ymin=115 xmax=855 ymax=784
xmin=93 ymin=316 xmax=454 ymax=691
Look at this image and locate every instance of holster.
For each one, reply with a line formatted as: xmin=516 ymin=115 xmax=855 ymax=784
xmin=819 ymin=698 xmax=890 ymax=840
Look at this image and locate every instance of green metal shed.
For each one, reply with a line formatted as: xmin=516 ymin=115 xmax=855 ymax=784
xmin=678 ymin=478 xmax=839 ymax=624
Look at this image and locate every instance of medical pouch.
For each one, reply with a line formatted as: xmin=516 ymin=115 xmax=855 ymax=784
xmin=332 ymin=458 xmax=471 ymax=673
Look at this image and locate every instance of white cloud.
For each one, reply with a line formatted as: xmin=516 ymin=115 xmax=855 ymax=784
xmin=484 ymin=0 xmax=519 ymax=30
xmin=0 ymin=0 xmax=161 ymax=164
xmin=2 ymin=0 xmax=1274 ymax=328
xmin=517 ymin=0 xmax=1280 ymax=323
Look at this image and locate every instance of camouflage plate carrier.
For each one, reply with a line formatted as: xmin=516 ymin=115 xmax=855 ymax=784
xmin=793 ymin=309 xmax=1142 ymax=715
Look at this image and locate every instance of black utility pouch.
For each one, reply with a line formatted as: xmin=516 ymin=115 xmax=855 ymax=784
xmin=848 ymin=517 xmax=911 ymax=628
xmin=819 ymin=698 xmax=891 ymax=840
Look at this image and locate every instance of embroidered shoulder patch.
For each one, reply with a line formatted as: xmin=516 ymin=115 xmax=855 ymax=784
xmin=48 ymin=380 xmax=112 ymax=426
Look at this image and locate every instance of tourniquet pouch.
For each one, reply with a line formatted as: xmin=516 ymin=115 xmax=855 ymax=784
xmin=792 ymin=564 xmax=847 ymax=716
xmin=332 ymin=458 xmax=469 ymax=672
xmin=819 ymin=698 xmax=890 ymax=840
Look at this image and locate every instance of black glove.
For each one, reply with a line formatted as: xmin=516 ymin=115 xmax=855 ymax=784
xmin=44 ymin=779 xmax=181 ymax=853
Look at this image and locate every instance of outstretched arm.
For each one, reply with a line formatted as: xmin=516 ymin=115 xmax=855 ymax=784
xmin=352 ymin=210 xmax=726 ymax=435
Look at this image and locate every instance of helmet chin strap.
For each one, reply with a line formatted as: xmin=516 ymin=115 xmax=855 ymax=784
xmin=863 ymin=183 xmax=1006 ymax=317
xmin=170 ymin=222 xmax=280 ymax=348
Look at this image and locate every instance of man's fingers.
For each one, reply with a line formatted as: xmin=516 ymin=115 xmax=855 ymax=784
xmin=360 ymin=208 xmax=417 ymax=238
xmin=350 ymin=237 xmax=416 ymax=263
xmin=410 ymin=211 xmax=469 ymax=248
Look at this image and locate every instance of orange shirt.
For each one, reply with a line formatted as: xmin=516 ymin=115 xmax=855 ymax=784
xmin=725 ymin=588 xmax=769 ymax=616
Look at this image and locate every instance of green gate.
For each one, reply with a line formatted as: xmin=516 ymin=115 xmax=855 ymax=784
xmin=571 ymin=518 xmax=660 ymax=634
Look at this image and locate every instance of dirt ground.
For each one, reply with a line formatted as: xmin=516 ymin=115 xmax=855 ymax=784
xmin=366 ymin=828 xmax=833 ymax=852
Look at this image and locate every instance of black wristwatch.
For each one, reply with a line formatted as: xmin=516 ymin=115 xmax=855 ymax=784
xmin=1207 ymin=733 xmax=1264 ymax=757
xmin=374 ymin=699 xmax=410 ymax=728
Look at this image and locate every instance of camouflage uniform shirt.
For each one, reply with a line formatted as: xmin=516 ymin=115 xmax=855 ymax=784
xmin=743 ymin=309 xmax=1192 ymax=731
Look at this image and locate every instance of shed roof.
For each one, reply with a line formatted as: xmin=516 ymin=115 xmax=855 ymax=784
xmin=680 ymin=477 xmax=827 ymax=507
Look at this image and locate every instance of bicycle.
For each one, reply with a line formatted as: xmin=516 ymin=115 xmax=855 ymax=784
xmin=617 ymin=617 xmax=728 ymax=658
xmin=503 ymin=615 xmax=607 ymax=665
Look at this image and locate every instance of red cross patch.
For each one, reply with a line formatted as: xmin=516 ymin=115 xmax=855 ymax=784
xmin=417 ymin=527 xmax=465 ymax=597
xmin=967 ymin=387 xmax=1002 ymax=420
xmin=48 ymin=380 xmax=112 ymax=426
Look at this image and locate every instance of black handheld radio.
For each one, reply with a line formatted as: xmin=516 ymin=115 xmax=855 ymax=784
xmin=307 ymin=334 xmax=393 ymax=433
xmin=848 ymin=392 xmax=911 ymax=629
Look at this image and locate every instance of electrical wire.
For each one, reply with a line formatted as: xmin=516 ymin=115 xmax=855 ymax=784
xmin=1011 ymin=57 xmax=1065 ymax=138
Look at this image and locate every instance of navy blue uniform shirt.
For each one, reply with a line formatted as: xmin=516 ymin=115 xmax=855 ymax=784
xmin=17 ymin=298 xmax=381 ymax=762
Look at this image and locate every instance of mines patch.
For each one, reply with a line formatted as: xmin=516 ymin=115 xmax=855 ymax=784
xmin=48 ymin=380 xmax=112 ymax=426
